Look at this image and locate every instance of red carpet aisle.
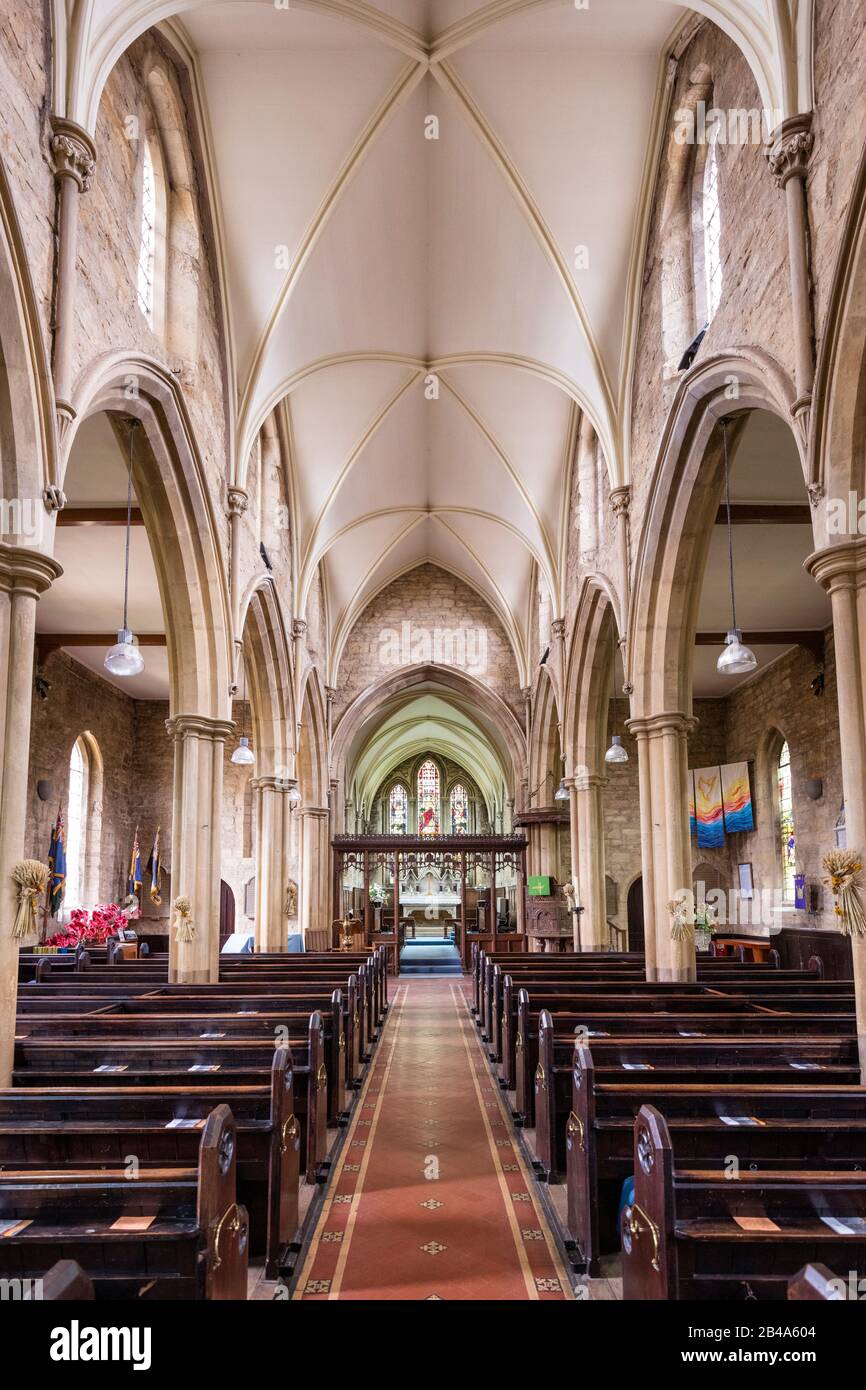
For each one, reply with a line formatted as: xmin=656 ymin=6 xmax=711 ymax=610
xmin=294 ymin=979 xmax=572 ymax=1300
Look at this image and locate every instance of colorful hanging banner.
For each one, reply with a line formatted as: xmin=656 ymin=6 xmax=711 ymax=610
xmin=721 ymin=761 xmax=754 ymax=833
xmin=694 ymin=766 xmax=725 ymax=848
xmin=688 ymin=771 xmax=696 ymax=838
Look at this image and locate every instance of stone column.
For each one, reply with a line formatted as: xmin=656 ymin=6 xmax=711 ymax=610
xmin=627 ymin=712 xmax=698 ymax=983
xmin=49 ymin=119 xmax=97 ymax=430
xmin=251 ymin=777 xmax=293 ymax=952
xmin=610 ymin=487 xmax=631 ymax=634
xmin=165 ymin=714 xmax=234 ymax=984
xmin=227 ymin=487 xmax=248 ymax=658
xmin=0 ymin=547 xmax=62 ymax=1085
xmin=806 ymin=540 xmax=866 ymax=1074
xmin=564 ymin=778 xmax=582 ymax=948
xmin=577 ymin=413 xmax=599 ymax=564
xmin=767 ymin=116 xmax=815 ymax=419
xmin=575 ymin=772 xmax=608 ymax=950
xmin=299 ymin=806 xmax=330 ymax=940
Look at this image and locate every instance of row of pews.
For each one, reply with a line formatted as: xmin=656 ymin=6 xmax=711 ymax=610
xmin=471 ymin=945 xmax=866 ymax=1301
xmin=3 ymin=945 xmax=388 ymax=1298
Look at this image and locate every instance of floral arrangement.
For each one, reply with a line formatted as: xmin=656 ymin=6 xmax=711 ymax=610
xmin=45 ymin=901 xmax=131 ymax=949
xmin=173 ymin=895 xmax=195 ymax=943
xmin=822 ymin=849 xmax=866 ymax=937
xmin=667 ymin=895 xmax=692 ymax=942
xmin=369 ymin=884 xmax=387 ymax=907
xmin=11 ymin=860 xmax=50 ymax=939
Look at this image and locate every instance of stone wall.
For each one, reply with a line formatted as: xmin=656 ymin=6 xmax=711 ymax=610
xmin=333 ymin=563 xmax=523 ymax=723
xmin=603 ymin=638 xmax=843 ymax=937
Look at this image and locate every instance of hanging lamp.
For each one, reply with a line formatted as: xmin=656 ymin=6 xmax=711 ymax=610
xmin=605 ymin=624 xmax=629 ymax=764
xmin=717 ymin=418 xmax=757 ymax=677
xmin=105 ymin=420 xmax=145 ymax=678
xmin=231 ymin=656 xmax=255 ymax=766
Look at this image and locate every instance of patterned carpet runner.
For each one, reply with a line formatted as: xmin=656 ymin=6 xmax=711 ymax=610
xmin=294 ymin=978 xmax=572 ymax=1300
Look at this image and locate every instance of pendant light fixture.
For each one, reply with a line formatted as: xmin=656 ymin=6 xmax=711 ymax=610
xmin=717 ymin=417 xmax=757 ymax=677
xmin=104 ymin=419 xmax=145 ymax=679
xmin=554 ymin=773 xmax=570 ymax=802
xmin=231 ymin=656 xmax=255 ymax=766
xmin=605 ymin=624 xmax=629 ymax=765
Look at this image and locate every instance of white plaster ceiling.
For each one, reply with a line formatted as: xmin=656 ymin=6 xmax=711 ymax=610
xmin=176 ymin=0 xmax=685 ymax=677
xmin=56 ymin=0 xmax=817 ymax=687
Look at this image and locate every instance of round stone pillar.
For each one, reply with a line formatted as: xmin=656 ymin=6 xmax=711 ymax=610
xmin=0 ymin=546 xmax=62 ymax=1084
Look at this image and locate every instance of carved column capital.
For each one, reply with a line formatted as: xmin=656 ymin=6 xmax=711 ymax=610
xmin=165 ymin=714 xmax=235 ymax=743
xmin=227 ymin=486 xmax=249 ymax=518
xmin=609 ymin=485 xmax=631 ymax=518
xmin=292 ymin=618 xmax=307 ymax=640
xmin=807 ymin=482 xmax=825 ymax=509
xmin=626 ymin=711 xmax=699 ymax=740
xmin=551 ymin=617 xmax=566 ymax=641
xmin=50 ymin=118 xmax=97 ymax=191
xmin=766 ymin=114 xmax=814 ymax=189
xmin=0 ymin=544 xmax=63 ymax=599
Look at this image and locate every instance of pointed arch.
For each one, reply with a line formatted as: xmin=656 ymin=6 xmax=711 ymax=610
xmin=64 ymin=352 xmax=232 ymax=719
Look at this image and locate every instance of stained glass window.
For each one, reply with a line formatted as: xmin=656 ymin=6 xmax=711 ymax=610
xmin=389 ymin=783 xmax=408 ymax=835
xmin=450 ymin=783 xmax=468 ymax=834
xmin=703 ymin=135 xmax=723 ymax=323
xmin=778 ymin=740 xmax=796 ymax=902
xmin=417 ymin=759 xmax=440 ymax=836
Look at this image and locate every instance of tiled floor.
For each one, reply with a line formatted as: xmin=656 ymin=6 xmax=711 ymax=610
xmin=292 ymin=979 xmax=574 ymax=1300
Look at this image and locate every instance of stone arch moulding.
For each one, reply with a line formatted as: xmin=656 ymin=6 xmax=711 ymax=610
xmin=562 ymin=576 xmax=625 ymax=782
xmin=297 ymin=665 xmax=329 ymax=808
xmin=627 ymin=349 xmax=801 ymax=719
xmin=0 ymin=151 xmax=58 ymax=510
xmin=238 ymin=577 xmax=296 ymax=779
xmin=330 ymin=664 xmax=527 ymax=826
xmin=527 ymin=664 xmax=561 ymax=807
xmin=810 ymin=129 xmax=866 ymax=525
xmin=63 ymin=352 xmax=232 ymax=720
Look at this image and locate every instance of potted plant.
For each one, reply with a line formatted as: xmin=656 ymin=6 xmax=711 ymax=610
xmin=693 ymin=906 xmax=714 ymax=953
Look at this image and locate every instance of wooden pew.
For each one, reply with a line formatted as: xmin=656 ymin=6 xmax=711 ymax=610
xmin=0 ymin=1103 xmax=248 ymax=1299
xmin=13 ymin=1017 xmax=328 ymax=1186
xmin=568 ymin=1051 xmax=866 ymax=1275
xmin=0 ymin=1048 xmax=299 ymax=1279
xmin=17 ymin=990 xmax=349 ymax=1126
xmin=621 ymin=1104 xmax=866 ymax=1300
xmin=35 ymin=1258 xmax=95 ymax=1300
xmin=533 ymin=1019 xmax=861 ymax=1182
xmin=788 ymin=1264 xmax=846 ymax=1300
xmin=513 ymin=990 xmax=856 ymax=1125
xmin=498 ymin=969 xmax=848 ymax=1087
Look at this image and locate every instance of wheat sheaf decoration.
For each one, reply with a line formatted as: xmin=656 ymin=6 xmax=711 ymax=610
xmin=822 ymin=849 xmax=866 ymax=937
xmin=667 ymin=895 xmax=693 ymax=942
xmin=173 ymin=895 xmax=195 ymax=943
xmin=11 ymin=860 xmax=50 ymax=939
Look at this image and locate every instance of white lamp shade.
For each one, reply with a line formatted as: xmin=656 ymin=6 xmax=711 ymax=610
xmin=554 ymin=779 xmax=570 ymax=802
xmin=717 ymin=629 xmax=758 ymax=676
xmin=605 ymin=734 xmax=629 ymax=764
xmin=104 ymin=629 xmax=145 ymax=678
xmin=231 ymin=735 xmax=255 ymax=766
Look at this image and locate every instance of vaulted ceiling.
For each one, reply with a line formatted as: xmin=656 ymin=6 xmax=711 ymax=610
xmin=57 ymin=0 xmax=816 ymax=682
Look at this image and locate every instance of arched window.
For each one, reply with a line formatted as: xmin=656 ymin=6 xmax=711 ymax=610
xmin=699 ymin=133 xmax=723 ymax=325
xmin=417 ymin=759 xmax=440 ymax=836
xmin=777 ymin=740 xmax=796 ymax=902
xmin=389 ymin=783 xmax=408 ymax=835
xmin=65 ymin=738 xmax=89 ymax=911
xmin=136 ymin=133 xmax=167 ymax=333
xmin=450 ymin=784 xmax=468 ymax=834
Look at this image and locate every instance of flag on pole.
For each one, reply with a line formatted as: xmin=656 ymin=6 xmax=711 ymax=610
xmin=48 ymin=807 xmax=66 ymax=917
xmin=128 ymin=826 xmax=142 ymax=897
xmin=146 ymin=826 xmax=163 ymax=905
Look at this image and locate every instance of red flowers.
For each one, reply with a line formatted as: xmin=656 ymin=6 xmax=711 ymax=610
xmin=45 ymin=902 xmax=131 ymax=948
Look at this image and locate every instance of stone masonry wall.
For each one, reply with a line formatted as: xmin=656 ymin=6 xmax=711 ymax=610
xmin=333 ymin=564 xmax=523 ymax=723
